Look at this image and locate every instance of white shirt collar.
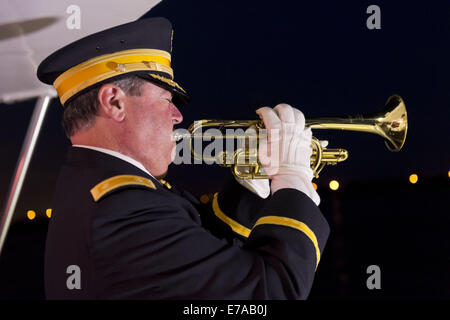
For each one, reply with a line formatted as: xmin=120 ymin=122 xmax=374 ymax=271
xmin=72 ymin=145 xmax=155 ymax=179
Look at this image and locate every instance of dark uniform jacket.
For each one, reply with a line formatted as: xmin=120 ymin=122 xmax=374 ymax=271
xmin=45 ymin=147 xmax=330 ymax=299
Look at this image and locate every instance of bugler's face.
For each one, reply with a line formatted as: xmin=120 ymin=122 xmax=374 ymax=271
xmin=121 ymin=81 xmax=183 ymax=177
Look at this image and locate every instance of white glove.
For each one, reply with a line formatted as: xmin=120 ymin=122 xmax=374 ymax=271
xmin=256 ymin=104 xmax=320 ymax=206
xmin=234 ymin=126 xmax=271 ymax=199
xmin=235 ymin=174 xmax=271 ymax=199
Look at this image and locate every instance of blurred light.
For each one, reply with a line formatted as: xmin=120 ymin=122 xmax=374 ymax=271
xmin=409 ymin=174 xmax=418 ymax=184
xmin=46 ymin=208 xmax=52 ymax=218
xmin=200 ymin=194 xmax=210 ymax=204
xmin=448 ymin=170 xmax=450 ymax=178
xmin=27 ymin=210 xmax=36 ymax=220
xmin=312 ymin=182 xmax=317 ymax=190
xmin=329 ymin=180 xmax=339 ymax=191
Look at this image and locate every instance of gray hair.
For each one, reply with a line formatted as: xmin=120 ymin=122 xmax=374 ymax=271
xmin=62 ymin=75 xmax=147 ymax=137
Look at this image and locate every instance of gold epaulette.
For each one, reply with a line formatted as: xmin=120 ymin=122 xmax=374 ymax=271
xmin=90 ymin=175 xmax=156 ymax=202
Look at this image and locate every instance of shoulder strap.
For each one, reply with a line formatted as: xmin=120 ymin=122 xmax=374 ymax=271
xmin=90 ymin=174 xmax=157 ymax=202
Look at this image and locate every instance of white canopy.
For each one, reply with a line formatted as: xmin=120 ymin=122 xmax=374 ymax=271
xmin=0 ymin=0 xmax=160 ymax=103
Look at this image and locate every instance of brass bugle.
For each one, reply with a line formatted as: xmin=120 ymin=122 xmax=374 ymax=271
xmin=173 ymin=94 xmax=407 ymax=179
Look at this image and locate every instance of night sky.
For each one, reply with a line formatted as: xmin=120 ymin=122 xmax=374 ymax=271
xmin=0 ymin=0 xmax=449 ymax=299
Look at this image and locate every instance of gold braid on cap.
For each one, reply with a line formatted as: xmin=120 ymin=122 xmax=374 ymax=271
xmin=53 ymin=48 xmax=172 ymax=105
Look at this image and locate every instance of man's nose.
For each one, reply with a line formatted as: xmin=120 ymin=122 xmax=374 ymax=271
xmin=171 ymin=104 xmax=183 ymax=124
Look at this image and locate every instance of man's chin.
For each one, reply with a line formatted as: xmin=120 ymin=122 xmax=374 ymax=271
xmin=154 ymin=171 xmax=168 ymax=179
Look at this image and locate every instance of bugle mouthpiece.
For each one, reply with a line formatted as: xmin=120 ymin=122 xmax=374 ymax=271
xmin=172 ymin=130 xmax=192 ymax=142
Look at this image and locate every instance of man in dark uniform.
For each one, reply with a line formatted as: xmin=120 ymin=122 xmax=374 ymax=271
xmin=37 ymin=17 xmax=329 ymax=299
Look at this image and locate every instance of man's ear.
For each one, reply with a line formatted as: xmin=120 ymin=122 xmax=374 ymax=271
xmin=97 ymin=84 xmax=126 ymax=122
